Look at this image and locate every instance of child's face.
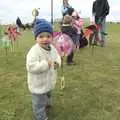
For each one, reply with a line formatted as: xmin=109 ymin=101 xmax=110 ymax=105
xmin=36 ymin=32 xmax=52 ymax=45
xmin=72 ymin=15 xmax=78 ymax=20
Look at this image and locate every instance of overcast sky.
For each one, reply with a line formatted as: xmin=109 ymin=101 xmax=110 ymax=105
xmin=0 ymin=0 xmax=120 ymax=24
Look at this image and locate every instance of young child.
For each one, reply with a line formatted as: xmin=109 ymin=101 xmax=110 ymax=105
xmin=72 ymin=11 xmax=83 ymax=51
xmin=26 ymin=19 xmax=61 ymax=120
xmin=61 ymin=15 xmax=77 ymax=65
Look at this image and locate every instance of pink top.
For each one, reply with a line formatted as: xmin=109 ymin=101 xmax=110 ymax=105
xmin=72 ymin=18 xmax=84 ymax=34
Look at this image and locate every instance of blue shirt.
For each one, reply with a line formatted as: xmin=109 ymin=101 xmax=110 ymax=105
xmin=61 ymin=4 xmax=72 ymax=16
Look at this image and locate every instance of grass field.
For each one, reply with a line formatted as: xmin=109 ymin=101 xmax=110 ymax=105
xmin=0 ymin=24 xmax=120 ymax=120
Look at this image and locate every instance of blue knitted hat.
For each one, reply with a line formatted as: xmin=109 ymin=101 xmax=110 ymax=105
xmin=34 ymin=19 xmax=53 ymax=38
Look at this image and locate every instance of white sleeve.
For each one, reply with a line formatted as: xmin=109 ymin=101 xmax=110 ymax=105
xmin=26 ymin=50 xmax=49 ymax=74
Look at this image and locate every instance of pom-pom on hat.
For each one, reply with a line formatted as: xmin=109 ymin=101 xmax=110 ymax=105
xmin=34 ymin=19 xmax=53 ymax=38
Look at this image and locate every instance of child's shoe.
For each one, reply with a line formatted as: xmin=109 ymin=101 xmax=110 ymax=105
xmin=67 ymin=62 xmax=76 ymax=65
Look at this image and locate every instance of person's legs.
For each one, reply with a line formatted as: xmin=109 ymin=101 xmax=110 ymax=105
xmin=100 ymin=18 xmax=106 ymax=46
xmin=76 ymin=34 xmax=80 ymax=51
xmin=46 ymin=91 xmax=52 ymax=108
xmin=72 ymin=35 xmax=80 ymax=51
xmin=32 ymin=93 xmax=48 ymax=120
xmin=71 ymin=35 xmax=76 ymax=49
xmin=67 ymin=51 xmax=73 ymax=63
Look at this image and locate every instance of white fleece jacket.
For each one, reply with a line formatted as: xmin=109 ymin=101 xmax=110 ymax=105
xmin=26 ymin=43 xmax=61 ymax=94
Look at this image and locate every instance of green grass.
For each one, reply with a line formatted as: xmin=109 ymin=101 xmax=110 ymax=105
xmin=0 ymin=24 xmax=120 ymax=120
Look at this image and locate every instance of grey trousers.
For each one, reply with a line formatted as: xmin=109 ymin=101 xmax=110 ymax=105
xmin=100 ymin=18 xmax=107 ymax=46
xmin=32 ymin=91 xmax=51 ymax=120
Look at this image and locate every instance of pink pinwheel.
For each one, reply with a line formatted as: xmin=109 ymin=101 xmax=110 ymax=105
xmin=52 ymin=34 xmax=74 ymax=90
xmin=8 ymin=25 xmax=21 ymax=42
xmin=53 ymin=34 xmax=73 ymax=57
xmin=83 ymin=24 xmax=101 ymax=38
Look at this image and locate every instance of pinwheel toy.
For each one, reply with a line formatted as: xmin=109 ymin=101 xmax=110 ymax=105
xmin=8 ymin=26 xmax=21 ymax=41
xmin=83 ymin=24 xmax=101 ymax=55
xmin=0 ymin=32 xmax=12 ymax=56
xmin=53 ymin=34 xmax=73 ymax=90
xmin=32 ymin=8 xmax=39 ymax=18
xmin=83 ymin=18 xmax=90 ymax=28
xmin=8 ymin=25 xmax=21 ymax=51
xmin=0 ymin=26 xmax=11 ymax=56
xmin=32 ymin=8 xmax=39 ymax=26
xmin=53 ymin=33 xmax=73 ymax=57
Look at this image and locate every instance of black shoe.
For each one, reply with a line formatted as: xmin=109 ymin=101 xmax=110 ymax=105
xmin=67 ymin=62 xmax=76 ymax=65
xmin=101 ymin=32 xmax=108 ymax=35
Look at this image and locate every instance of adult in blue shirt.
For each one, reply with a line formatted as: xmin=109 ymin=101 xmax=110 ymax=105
xmin=61 ymin=0 xmax=74 ymax=17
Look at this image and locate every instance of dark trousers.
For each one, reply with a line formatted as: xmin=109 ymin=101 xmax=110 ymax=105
xmin=66 ymin=51 xmax=74 ymax=63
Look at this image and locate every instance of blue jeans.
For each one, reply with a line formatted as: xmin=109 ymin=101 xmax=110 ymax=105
xmin=32 ymin=92 xmax=51 ymax=120
xmin=72 ymin=34 xmax=80 ymax=46
xmin=99 ymin=18 xmax=107 ymax=46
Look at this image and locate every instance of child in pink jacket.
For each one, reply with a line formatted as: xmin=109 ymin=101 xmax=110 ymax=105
xmin=72 ymin=11 xmax=84 ymax=51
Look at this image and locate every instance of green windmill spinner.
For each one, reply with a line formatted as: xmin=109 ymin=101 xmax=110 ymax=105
xmin=2 ymin=36 xmax=11 ymax=48
xmin=83 ymin=18 xmax=90 ymax=28
xmin=1 ymin=33 xmax=12 ymax=56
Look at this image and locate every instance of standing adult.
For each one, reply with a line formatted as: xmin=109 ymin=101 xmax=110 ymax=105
xmin=61 ymin=0 xmax=74 ymax=17
xmin=92 ymin=0 xmax=110 ymax=47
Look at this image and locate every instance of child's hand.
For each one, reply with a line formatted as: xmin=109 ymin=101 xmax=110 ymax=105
xmin=47 ymin=60 xmax=53 ymax=68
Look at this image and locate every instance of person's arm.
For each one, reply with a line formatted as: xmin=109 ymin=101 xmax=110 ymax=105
xmin=26 ymin=50 xmax=50 ymax=74
xmin=92 ymin=1 xmax=96 ymax=16
xmin=102 ymin=0 xmax=110 ymax=17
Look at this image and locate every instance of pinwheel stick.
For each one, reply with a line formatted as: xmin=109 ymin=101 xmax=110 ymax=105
xmin=53 ymin=34 xmax=73 ymax=90
xmin=60 ymin=56 xmax=65 ymax=90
